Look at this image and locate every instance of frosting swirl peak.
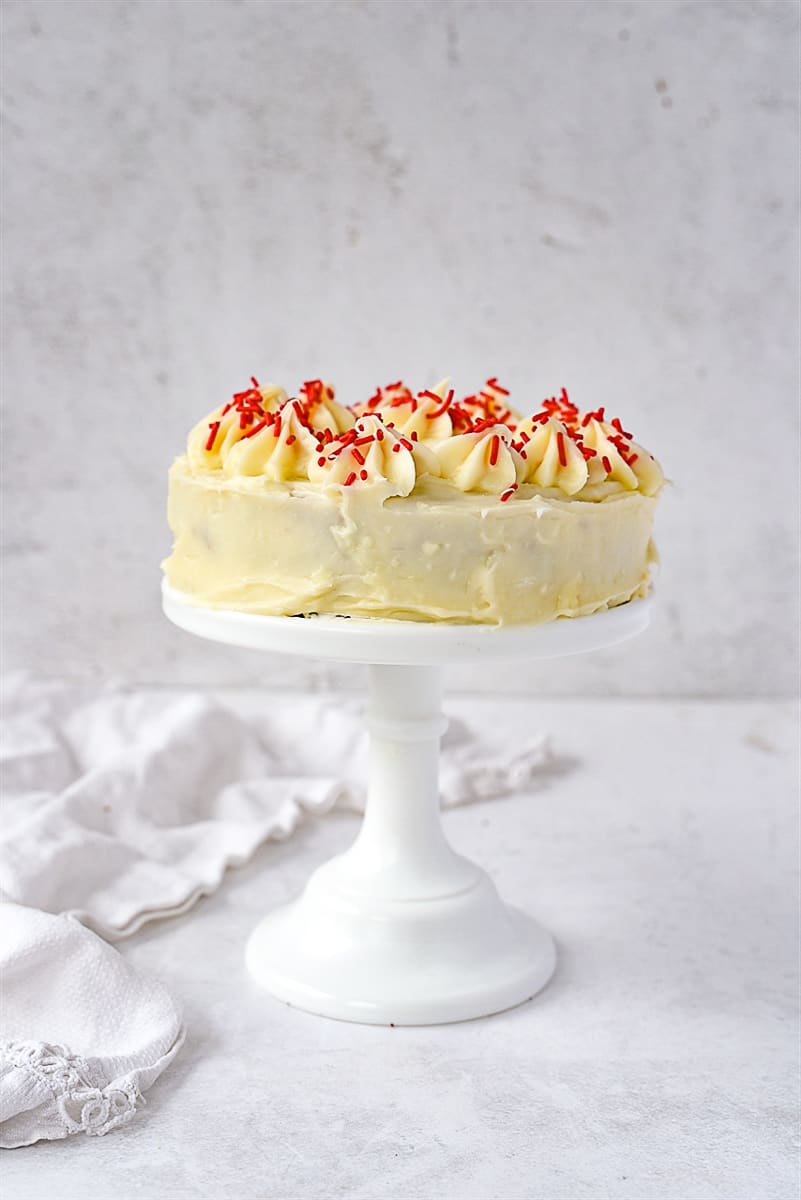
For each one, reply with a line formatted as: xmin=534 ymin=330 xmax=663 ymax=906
xmin=308 ymin=415 xmax=417 ymax=497
xmin=513 ymin=416 xmax=589 ymax=496
xmin=432 ymin=423 xmax=525 ymax=494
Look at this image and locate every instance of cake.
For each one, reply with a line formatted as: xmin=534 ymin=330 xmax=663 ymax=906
xmin=163 ymin=377 xmax=663 ymax=624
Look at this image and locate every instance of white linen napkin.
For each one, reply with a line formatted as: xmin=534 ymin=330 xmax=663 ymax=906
xmin=0 ymin=673 xmax=550 ymax=939
xmin=0 ymin=903 xmax=184 ymax=1149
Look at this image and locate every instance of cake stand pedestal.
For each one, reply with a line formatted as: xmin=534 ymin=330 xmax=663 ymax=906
xmin=163 ymin=582 xmax=651 ymax=1025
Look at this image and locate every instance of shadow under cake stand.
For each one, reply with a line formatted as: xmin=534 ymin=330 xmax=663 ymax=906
xmin=163 ymin=581 xmax=651 ymax=1026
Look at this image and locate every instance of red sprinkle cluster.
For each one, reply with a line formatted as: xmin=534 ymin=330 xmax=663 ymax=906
xmin=451 ymin=378 xmax=514 ymax=431
xmin=513 ymin=386 xmax=640 ymax=472
xmin=315 ymin=418 xmax=416 ymax=484
xmin=206 ymin=377 xmax=338 ymax=453
xmin=204 ymin=376 xmax=642 ymax=486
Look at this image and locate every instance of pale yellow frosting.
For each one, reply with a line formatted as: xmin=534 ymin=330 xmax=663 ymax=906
xmin=308 ymin=415 xmax=418 ymax=496
xmin=164 ymin=377 xmax=664 ymax=625
xmin=187 ymin=383 xmax=287 ymax=470
xmin=379 ymin=393 xmax=454 ymax=442
xmin=432 ymin=424 xmax=525 ymax=494
xmin=514 ymin=416 xmax=589 ymax=496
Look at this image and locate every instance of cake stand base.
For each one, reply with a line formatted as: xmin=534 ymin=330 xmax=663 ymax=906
xmin=163 ymin=582 xmax=651 ymax=1025
xmin=246 ymin=876 xmax=556 ymax=1026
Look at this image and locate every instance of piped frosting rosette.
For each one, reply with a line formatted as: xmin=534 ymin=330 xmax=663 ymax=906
xmin=185 ymin=376 xmax=663 ymax=501
xmin=512 ymin=416 xmax=589 ymax=495
xmin=309 ymin=415 xmax=423 ymax=497
xmin=432 ymin=422 xmax=526 ymax=497
xmin=187 ymin=380 xmax=288 ymax=469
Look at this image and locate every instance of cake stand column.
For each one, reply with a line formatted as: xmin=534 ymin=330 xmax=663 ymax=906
xmin=330 ymin=665 xmax=480 ymax=899
xmin=245 ymin=661 xmax=556 ymax=1024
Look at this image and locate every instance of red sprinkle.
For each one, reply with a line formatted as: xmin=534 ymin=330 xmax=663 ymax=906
xmin=343 ymin=471 xmax=357 ymax=486
xmin=317 ymin=457 xmax=326 ymax=466
xmin=392 ymin=443 xmax=401 ymax=453
xmin=608 ymin=434 xmax=631 ymax=453
xmin=449 ymin=403 xmax=473 ymax=431
xmin=425 ymin=389 xmax=454 ymax=419
xmin=301 ymin=380 xmax=324 ymax=405
xmin=486 ymin=377 xmax=510 ymax=396
xmin=205 ymin=421 xmax=221 ymax=452
xmin=488 ymin=435 xmax=500 ymax=467
xmin=471 ymin=416 xmax=499 ymax=434
xmin=556 ymin=431 xmax=567 ymax=467
xmin=285 ymin=434 xmax=296 ymax=446
xmin=359 ymin=469 xmax=368 ymax=481
xmin=411 ymin=430 xmax=418 ymax=441
xmin=500 ymin=484 xmax=518 ymax=502
xmin=602 ymin=456 xmax=612 ymax=474
xmin=351 ymin=447 xmax=366 ymax=466
xmin=242 ymin=417 xmax=271 ymax=440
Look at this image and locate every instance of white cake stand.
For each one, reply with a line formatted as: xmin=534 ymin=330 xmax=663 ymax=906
xmin=162 ymin=581 xmax=651 ymax=1025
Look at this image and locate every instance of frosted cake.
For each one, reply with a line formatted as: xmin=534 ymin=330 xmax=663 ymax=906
xmin=163 ymin=378 xmax=663 ymax=624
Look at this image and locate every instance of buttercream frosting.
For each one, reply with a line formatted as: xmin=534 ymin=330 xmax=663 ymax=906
xmin=164 ymin=376 xmax=664 ymax=625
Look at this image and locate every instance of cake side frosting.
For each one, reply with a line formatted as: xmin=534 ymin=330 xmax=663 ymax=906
xmin=164 ymin=376 xmax=664 ymax=624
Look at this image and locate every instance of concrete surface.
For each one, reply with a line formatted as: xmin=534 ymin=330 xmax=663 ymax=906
xmin=4 ymin=696 xmax=798 ymax=1199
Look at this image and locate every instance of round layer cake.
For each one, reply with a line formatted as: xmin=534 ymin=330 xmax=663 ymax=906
xmin=163 ymin=378 xmax=663 ymax=624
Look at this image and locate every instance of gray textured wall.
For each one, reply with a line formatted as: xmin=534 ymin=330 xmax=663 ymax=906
xmin=2 ymin=0 xmax=798 ymax=695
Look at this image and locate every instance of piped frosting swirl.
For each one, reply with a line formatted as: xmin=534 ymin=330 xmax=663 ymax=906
xmin=183 ymin=377 xmax=663 ymax=501
xmin=432 ymin=423 xmax=525 ymax=494
xmin=308 ymin=415 xmax=417 ymax=496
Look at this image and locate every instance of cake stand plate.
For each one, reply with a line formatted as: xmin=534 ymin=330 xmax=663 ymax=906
xmin=163 ymin=582 xmax=651 ymax=1025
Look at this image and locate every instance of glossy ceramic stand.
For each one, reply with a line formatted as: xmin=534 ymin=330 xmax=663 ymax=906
xmin=163 ymin=581 xmax=651 ymax=1025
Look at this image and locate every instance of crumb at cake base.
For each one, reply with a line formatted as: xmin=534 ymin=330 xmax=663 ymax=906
xmin=163 ymin=459 xmax=658 ymax=625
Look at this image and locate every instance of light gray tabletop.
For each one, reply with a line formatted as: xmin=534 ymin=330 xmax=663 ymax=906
xmin=5 ymin=696 xmax=798 ymax=1200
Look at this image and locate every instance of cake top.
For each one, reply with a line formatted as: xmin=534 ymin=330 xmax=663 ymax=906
xmin=184 ymin=377 xmax=663 ymax=501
